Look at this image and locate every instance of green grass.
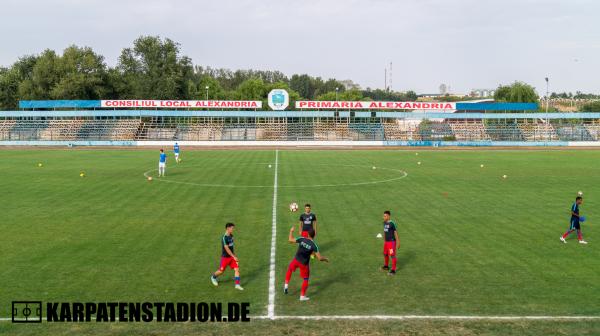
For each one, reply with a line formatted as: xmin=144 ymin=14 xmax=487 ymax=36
xmin=1 ymin=148 xmax=599 ymax=335
xmin=2 ymin=319 xmax=600 ymax=336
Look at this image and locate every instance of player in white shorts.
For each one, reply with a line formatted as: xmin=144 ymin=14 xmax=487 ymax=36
xmin=174 ymin=142 xmax=181 ymax=163
xmin=158 ymin=149 xmax=167 ymax=177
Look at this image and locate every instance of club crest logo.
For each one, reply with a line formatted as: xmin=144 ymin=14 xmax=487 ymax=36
xmin=268 ymin=89 xmax=289 ymax=110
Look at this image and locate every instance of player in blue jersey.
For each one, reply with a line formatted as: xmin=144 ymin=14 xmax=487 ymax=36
xmin=173 ymin=142 xmax=181 ymax=163
xmin=560 ymin=196 xmax=587 ymax=244
xmin=211 ymin=223 xmax=244 ymax=290
xmin=158 ymin=149 xmax=167 ymax=177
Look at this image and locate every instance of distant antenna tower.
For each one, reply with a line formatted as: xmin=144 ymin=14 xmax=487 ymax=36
xmin=389 ymin=62 xmax=392 ymax=92
xmin=384 ymin=68 xmax=387 ymax=91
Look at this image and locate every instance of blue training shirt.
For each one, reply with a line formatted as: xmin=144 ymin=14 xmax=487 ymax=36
xmin=174 ymin=144 xmax=180 ymax=154
xmin=159 ymin=153 xmax=167 ymax=163
xmin=571 ymin=202 xmax=579 ymax=221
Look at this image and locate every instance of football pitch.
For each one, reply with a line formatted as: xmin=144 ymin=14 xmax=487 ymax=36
xmin=1 ymin=148 xmax=600 ymax=335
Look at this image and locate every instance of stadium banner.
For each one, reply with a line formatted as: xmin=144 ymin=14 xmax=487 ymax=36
xmin=100 ymin=100 xmax=262 ymax=109
xmin=19 ymin=100 xmax=102 ymax=109
xmin=19 ymin=100 xmax=538 ymax=111
xmin=295 ymin=101 xmax=456 ymax=110
xmin=19 ymin=100 xmax=263 ymax=109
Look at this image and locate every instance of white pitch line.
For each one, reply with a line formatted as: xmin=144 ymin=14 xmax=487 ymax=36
xmin=2 ymin=315 xmax=599 ymax=322
xmin=143 ymin=164 xmax=407 ymax=189
xmin=266 ymin=149 xmax=279 ymax=319
xmin=253 ymin=315 xmax=600 ymax=320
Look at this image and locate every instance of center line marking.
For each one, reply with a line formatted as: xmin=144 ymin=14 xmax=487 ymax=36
xmin=267 ymin=149 xmax=279 ymax=319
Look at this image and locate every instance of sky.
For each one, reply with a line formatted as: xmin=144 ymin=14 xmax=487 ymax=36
xmin=1 ymin=0 xmax=599 ymax=94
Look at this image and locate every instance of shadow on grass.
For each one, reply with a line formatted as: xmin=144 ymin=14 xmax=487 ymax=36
xmin=241 ymin=260 xmax=270 ymax=286
xmin=396 ymin=250 xmax=416 ymax=271
xmin=315 ymin=239 xmax=339 ymax=252
xmin=310 ymin=269 xmax=351 ymax=295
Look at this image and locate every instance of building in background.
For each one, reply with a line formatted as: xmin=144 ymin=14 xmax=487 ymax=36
xmin=340 ymin=79 xmax=361 ymax=91
xmin=470 ymin=89 xmax=496 ymax=98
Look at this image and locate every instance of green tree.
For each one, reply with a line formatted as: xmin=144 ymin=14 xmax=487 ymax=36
xmin=196 ymin=66 xmax=288 ymax=91
xmin=315 ymin=78 xmax=346 ymax=98
xmin=0 ymin=67 xmax=13 ymax=108
xmin=50 ymin=46 xmax=109 ymax=99
xmin=0 ymin=56 xmax=38 ymax=108
xmin=405 ymin=90 xmax=418 ymax=101
xmin=494 ymin=81 xmax=539 ymax=103
xmin=18 ymin=49 xmax=61 ymax=100
xmin=580 ymin=101 xmax=600 ymax=112
xmin=116 ymin=36 xmax=194 ymax=99
xmin=361 ymin=89 xmax=418 ymax=101
xmin=194 ymin=75 xmax=228 ymax=100
xmin=234 ymin=78 xmax=267 ymax=100
xmin=316 ymin=89 xmax=364 ymax=101
xmin=289 ymin=74 xmax=317 ymax=99
xmin=574 ymin=91 xmax=600 ymax=99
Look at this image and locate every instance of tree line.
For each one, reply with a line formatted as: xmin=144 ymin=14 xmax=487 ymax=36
xmin=0 ymin=36 xmax=420 ymax=110
xmin=550 ymin=92 xmax=600 ymax=100
xmin=1 ymin=35 xmax=596 ymax=111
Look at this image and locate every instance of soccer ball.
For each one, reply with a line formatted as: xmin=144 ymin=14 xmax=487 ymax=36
xmin=79 ymin=172 xmax=85 ymax=177
xmin=147 ymin=176 xmax=153 ymax=182
xmin=502 ymin=175 xmax=507 ymax=179
xmin=289 ymin=203 xmax=299 ymax=212
xmin=577 ymin=191 xmax=583 ymax=196
xmin=38 ymin=163 xmax=43 ymax=167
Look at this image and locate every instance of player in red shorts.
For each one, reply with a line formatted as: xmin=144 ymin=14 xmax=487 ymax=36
xmin=284 ymin=227 xmax=328 ymax=301
xmin=210 ymin=223 xmax=244 ymax=290
xmin=298 ymin=203 xmax=318 ymax=238
xmin=381 ymin=210 xmax=399 ymax=275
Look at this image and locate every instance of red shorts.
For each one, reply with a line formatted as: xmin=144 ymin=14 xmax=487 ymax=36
xmin=301 ymin=230 xmax=315 ymax=238
xmin=219 ymin=256 xmax=238 ymax=271
xmin=383 ymin=241 xmax=397 ymax=256
xmin=287 ymin=258 xmax=310 ymax=279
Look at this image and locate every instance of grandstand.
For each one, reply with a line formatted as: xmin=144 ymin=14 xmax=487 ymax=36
xmin=2 ymin=100 xmax=600 ymax=146
xmin=4 ymin=116 xmax=600 ymax=144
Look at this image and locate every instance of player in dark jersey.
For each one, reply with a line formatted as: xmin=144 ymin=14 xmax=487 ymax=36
xmin=381 ymin=210 xmax=400 ymax=275
xmin=299 ymin=204 xmax=318 ymax=238
xmin=284 ymin=227 xmax=328 ymax=301
xmin=211 ymin=223 xmax=244 ymax=290
xmin=560 ymin=197 xmax=587 ymax=244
